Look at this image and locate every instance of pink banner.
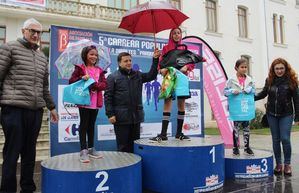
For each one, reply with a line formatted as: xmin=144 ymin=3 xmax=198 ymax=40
xmin=183 ymin=36 xmax=233 ymax=146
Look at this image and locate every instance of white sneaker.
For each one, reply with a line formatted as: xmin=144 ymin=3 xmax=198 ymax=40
xmin=80 ymin=149 xmax=90 ymax=163
xmin=88 ymin=147 xmax=103 ymax=159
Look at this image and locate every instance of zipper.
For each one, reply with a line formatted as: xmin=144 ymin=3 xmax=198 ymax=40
xmin=33 ymin=50 xmax=37 ymax=108
xmin=275 ymin=87 xmax=278 ymax=116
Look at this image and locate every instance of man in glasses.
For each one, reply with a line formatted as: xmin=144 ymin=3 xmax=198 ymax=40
xmin=0 ymin=18 xmax=58 ymax=193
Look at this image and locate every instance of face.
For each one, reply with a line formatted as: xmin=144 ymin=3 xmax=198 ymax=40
xmin=274 ymin=63 xmax=286 ymax=77
xmin=22 ymin=23 xmax=42 ymax=45
xmin=171 ymin=28 xmax=182 ymax=43
xmin=86 ymin=49 xmax=98 ymax=66
xmin=119 ymin=55 xmax=132 ymax=70
xmin=236 ymin=63 xmax=248 ymax=75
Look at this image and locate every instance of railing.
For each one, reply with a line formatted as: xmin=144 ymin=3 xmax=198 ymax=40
xmin=0 ymin=0 xmax=127 ymax=22
xmin=46 ymin=0 xmax=126 ymax=21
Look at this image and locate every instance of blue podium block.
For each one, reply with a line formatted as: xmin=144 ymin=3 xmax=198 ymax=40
xmin=134 ymin=137 xmax=224 ymax=193
xmin=41 ymin=151 xmax=142 ymax=193
xmin=225 ymin=149 xmax=273 ymax=179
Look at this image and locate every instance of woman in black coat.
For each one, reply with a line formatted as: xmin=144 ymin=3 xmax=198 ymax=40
xmin=255 ymin=58 xmax=299 ymax=176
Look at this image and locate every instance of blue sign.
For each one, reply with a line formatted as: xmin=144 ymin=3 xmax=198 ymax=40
xmin=50 ymin=25 xmax=204 ymax=156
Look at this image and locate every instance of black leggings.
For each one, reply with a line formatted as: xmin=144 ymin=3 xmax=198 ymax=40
xmin=78 ymin=108 xmax=98 ymax=150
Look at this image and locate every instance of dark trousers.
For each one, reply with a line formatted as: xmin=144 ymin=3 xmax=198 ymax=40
xmin=0 ymin=106 xmax=43 ymax=193
xmin=114 ymin=123 xmax=140 ymax=153
xmin=78 ymin=108 xmax=98 ymax=150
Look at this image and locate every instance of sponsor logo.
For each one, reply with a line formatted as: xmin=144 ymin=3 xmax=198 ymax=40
xmin=246 ymin=164 xmax=261 ymax=174
xmin=65 ymin=123 xmax=79 ymax=136
xmin=58 ymin=29 xmax=69 ymax=52
xmin=205 ymin=175 xmax=219 ymax=186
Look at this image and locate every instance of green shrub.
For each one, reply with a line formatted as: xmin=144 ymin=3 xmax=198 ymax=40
xmin=250 ymin=108 xmax=264 ymax=129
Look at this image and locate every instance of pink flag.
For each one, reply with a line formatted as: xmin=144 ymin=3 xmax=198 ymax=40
xmin=183 ymin=36 xmax=233 ymax=146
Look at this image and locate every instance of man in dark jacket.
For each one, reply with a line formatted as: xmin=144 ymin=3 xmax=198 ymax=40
xmin=104 ymin=49 xmax=160 ymax=152
xmin=0 ymin=18 xmax=58 ymax=193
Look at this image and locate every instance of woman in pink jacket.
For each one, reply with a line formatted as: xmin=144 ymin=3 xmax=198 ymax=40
xmin=69 ymin=45 xmax=107 ymax=163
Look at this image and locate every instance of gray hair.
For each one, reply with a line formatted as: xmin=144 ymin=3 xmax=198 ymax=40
xmin=22 ymin=18 xmax=42 ymax=30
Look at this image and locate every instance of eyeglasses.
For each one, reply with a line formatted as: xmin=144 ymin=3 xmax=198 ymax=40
xmin=274 ymin=67 xmax=285 ymax=71
xmin=26 ymin=28 xmax=42 ymax=36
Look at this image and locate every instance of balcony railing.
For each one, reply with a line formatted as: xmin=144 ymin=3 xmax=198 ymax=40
xmin=46 ymin=0 xmax=126 ymax=21
xmin=1 ymin=0 xmax=127 ymax=22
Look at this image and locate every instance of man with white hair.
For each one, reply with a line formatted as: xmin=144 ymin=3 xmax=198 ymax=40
xmin=0 ymin=18 xmax=58 ymax=193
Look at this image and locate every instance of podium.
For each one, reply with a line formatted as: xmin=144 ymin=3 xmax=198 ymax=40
xmin=41 ymin=151 xmax=142 ymax=193
xmin=134 ymin=137 xmax=224 ymax=193
xmin=225 ymin=149 xmax=273 ymax=179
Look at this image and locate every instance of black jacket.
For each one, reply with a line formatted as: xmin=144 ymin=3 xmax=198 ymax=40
xmin=255 ymin=77 xmax=299 ymax=121
xmin=104 ymin=58 xmax=158 ymax=125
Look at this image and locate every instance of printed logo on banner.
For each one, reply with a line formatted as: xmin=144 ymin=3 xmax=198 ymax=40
xmin=188 ymin=69 xmax=201 ymax=82
xmin=193 ymin=174 xmax=223 ymax=193
xmin=58 ymin=29 xmax=69 ymax=52
xmin=205 ymin=175 xmax=219 ymax=186
xmin=98 ymin=123 xmax=168 ymax=141
xmin=246 ymin=164 xmax=261 ymax=174
xmin=62 ymin=123 xmax=80 ymax=142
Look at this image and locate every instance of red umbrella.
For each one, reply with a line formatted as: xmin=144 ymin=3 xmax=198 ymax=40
xmin=119 ymin=1 xmax=189 ymax=43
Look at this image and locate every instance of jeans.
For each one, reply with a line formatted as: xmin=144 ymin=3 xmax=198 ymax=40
xmin=267 ymin=114 xmax=293 ymax=165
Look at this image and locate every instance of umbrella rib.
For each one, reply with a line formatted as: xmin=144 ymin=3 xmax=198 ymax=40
xmin=165 ymin=10 xmax=182 ymax=27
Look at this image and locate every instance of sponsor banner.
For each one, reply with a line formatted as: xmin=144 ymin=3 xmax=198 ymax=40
xmin=184 ymin=36 xmax=233 ymax=146
xmin=50 ymin=25 xmax=204 ymax=156
xmin=97 ymin=123 xmax=172 ymax=141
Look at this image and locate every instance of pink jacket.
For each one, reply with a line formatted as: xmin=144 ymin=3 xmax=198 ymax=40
xmin=69 ymin=64 xmax=107 ymax=108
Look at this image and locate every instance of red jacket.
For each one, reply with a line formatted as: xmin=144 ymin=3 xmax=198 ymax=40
xmin=69 ymin=64 xmax=107 ymax=108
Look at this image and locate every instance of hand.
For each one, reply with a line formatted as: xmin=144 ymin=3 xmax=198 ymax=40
xmin=233 ymin=90 xmax=240 ymax=95
xmin=109 ymin=116 xmax=116 ymax=124
xmin=50 ymin=109 xmax=59 ymax=123
xmin=180 ymin=66 xmax=188 ymax=73
xmin=160 ymin=68 xmax=168 ymax=76
xmin=294 ymin=121 xmax=299 ymax=126
xmin=82 ymin=74 xmax=89 ymax=80
xmin=153 ymin=48 xmax=161 ymax=58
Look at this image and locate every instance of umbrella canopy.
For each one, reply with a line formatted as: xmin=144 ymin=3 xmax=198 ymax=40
xmin=119 ymin=1 xmax=189 ymax=34
xmin=55 ymin=39 xmax=111 ymax=79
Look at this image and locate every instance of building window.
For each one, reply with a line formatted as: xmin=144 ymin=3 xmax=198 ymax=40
xmin=169 ymin=0 xmax=181 ymax=10
xmin=0 ymin=26 xmax=6 ymax=45
xmin=206 ymin=0 xmax=217 ymax=32
xmin=279 ymin=15 xmax=285 ymax=44
xmin=273 ymin=14 xmax=278 ymax=43
xmin=241 ymin=55 xmax=251 ymax=75
xmin=40 ymin=30 xmax=50 ymax=58
xmin=273 ymin=14 xmax=285 ymax=44
xmin=108 ymin=0 xmax=139 ymax=9
xmin=237 ymin=6 xmax=248 ymax=38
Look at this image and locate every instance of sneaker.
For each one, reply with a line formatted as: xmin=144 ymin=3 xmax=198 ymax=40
xmin=80 ymin=149 xmax=90 ymax=163
xmin=244 ymin=147 xmax=254 ymax=156
xmin=149 ymin=134 xmax=168 ymax=142
xmin=233 ymin=147 xmax=240 ymax=156
xmin=284 ymin=164 xmax=292 ymax=176
xmin=175 ymin=133 xmax=191 ymax=141
xmin=88 ymin=147 xmax=103 ymax=159
xmin=274 ymin=164 xmax=283 ymax=175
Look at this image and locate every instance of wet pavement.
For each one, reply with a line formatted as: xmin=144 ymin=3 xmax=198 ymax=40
xmin=1 ymin=132 xmax=298 ymax=193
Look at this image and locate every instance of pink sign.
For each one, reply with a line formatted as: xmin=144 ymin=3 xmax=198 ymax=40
xmin=183 ymin=36 xmax=233 ymax=146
